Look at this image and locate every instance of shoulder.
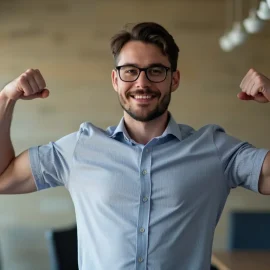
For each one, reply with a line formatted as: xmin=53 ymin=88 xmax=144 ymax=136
xmin=178 ymin=123 xmax=226 ymax=140
xmin=78 ymin=122 xmax=108 ymax=137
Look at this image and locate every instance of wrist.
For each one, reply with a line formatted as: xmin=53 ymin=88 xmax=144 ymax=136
xmin=0 ymin=90 xmax=16 ymax=105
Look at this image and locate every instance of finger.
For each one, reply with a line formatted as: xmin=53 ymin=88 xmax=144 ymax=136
xmin=237 ymin=90 xmax=269 ymax=103
xmin=237 ymin=92 xmax=254 ymax=101
xmin=33 ymin=69 xmax=46 ymax=90
xmin=40 ymin=89 xmax=50 ymax=98
xmin=245 ymin=80 xmax=255 ymax=96
xmin=248 ymin=82 xmax=257 ymax=96
xmin=19 ymin=75 xmax=33 ymax=96
xmin=240 ymin=71 xmax=249 ymax=89
xmin=21 ymin=89 xmax=50 ymax=100
xmin=28 ymin=76 xmax=40 ymax=93
xmin=250 ymin=82 xmax=262 ymax=96
xmin=240 ymin=68 xmax=254 ymax=89
xmin=245 ymin=71 xmax=259 ymax=95
xmin=25 ymin=69 xmax=40 ymax=93
xmin=250 ymin=74 xmax=265 ymax=96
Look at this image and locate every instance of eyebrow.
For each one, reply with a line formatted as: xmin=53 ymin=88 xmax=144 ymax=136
xmin=120 ymin=63 xmax=169 ymax=68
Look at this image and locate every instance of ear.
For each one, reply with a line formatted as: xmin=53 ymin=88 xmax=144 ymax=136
xmin=111 ymin=69 xmax=119 ymax=92
xmin=171 ymin=70 xmax=180 ymax=92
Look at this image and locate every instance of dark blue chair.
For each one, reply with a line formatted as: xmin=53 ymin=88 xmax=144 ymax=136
xmin=45 ymin=225 xmax=78 ymax=270
xmin=228 ymin=211 xmax=270 ymax=250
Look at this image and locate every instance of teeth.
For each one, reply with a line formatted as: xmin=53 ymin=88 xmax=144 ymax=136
xmin=134 ymin=95 xmax=152 ymax=99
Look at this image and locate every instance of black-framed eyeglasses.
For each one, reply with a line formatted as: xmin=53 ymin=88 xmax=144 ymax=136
xmin=115 ymin=64 xmax=171 ymax=83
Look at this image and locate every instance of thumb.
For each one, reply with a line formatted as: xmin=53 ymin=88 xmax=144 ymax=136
xmin=21 ymin=89 xmax=50 ymax=100
xmin=237 ymin=92 xmax=268 ymax=103
xmin=39 ymin=89 xmax=50 ymax=99
xmin=237 ymin=92 xmax=254 ymax=101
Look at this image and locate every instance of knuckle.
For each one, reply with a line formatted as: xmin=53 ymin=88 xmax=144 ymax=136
xmin=252 ymin=73 xmax=259 ymax=80
xmin=19 ymin=74 xmax=27 ymax=83
xmin=256 ymin=76 xmax=263 ymax=84
xmin=38 ymin=79 xmax=46 ymax=89
xmin=26 ymin=68 xmax=35 ymax=74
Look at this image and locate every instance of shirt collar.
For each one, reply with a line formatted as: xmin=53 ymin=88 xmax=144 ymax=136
xmin=108 ymin=117 xmax=131 ymax=140
xmin=162 ymin=114 xmax=182 ymax=141
xmin=108 ymin=113 xmax=182 ymax=141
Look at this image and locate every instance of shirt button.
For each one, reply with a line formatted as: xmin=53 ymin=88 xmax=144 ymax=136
xmin=138 ymin=257 xmax=144 ymax=263
xmin=142 ymin=197 xmax=148 ymax=202
xmin=139 ymin=227 xmax=145 ymax=233
xmin=145 ymin=149 xmax=149 ymax=153
xmin=142 ymin=169 xmax=147 ymax=175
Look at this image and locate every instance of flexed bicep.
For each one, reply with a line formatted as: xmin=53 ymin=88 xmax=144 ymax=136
xmin=0 ymin=150 xmax=37 ymax=194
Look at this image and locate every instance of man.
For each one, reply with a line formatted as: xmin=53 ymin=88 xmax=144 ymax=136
xmin=0 ymin=22 xmax=270 ymax=270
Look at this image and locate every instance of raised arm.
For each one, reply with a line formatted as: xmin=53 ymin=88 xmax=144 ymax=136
xmin=238 ymin=68 xmax=270 ymax=194
xmin=0 ymin=69 xmax=49 ymax=194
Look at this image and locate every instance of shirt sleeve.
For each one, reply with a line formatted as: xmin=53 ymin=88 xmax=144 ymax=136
xmin=28 ymin=129 xmax=82 ymax=191
xmin=212 ymin=125 xmax=269 ymax=192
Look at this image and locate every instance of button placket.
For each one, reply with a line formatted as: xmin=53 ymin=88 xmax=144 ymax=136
xmin=135 ymin=146 xmax=152 ymax=270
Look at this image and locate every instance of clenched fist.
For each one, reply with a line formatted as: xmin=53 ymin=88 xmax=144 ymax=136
xmin=1 ymin=69 xmax=49 ymax=101
xmin=238 ymin=68 xmax=270 ymax=103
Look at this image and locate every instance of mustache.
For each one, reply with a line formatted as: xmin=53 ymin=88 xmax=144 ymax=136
xmin=127 ymin=89 xmax=160 ymax=97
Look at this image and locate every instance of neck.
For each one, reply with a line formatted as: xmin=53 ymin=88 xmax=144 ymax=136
xmin=123 ymin=111 xmax=169 ymax=145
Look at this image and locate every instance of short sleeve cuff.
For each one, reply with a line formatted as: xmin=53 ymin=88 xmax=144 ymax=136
xmin=29 ymin=146 xmax=51 ymax=190
xmin=250 ymin=148 xmax=269 ymax=192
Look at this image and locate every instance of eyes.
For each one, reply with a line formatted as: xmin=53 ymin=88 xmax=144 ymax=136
xmin=124 ymin=67 xmax=138 ymax=75
xmin=149 ymin=67 xmax=164 ymax=76
xmin=122 ymin=66 xmax=165 ymax=76
xmin=116 ymin=64 xmax=170 ymax=83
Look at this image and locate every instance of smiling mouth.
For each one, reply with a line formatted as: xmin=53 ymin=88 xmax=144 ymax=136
xmin=129 ymin=94 xmax=157 ymax=101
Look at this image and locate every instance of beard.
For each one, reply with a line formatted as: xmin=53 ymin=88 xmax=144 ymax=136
xmin=118 ymin=87 xmax=172 ymax=122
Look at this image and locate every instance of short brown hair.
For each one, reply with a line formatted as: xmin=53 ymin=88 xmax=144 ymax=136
xmin=110 ymin=22 xmax=179 ymax=71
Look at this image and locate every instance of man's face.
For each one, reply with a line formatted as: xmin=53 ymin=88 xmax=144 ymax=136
xmin=112 ymin=41 xmax=180 ymax=122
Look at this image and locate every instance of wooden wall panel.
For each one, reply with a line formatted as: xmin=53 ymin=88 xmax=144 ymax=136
xmin=0 ymin=0 xmax=270 ymax=269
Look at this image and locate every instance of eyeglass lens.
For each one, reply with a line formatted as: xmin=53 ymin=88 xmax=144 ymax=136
xmin=119 ymin=66 xmax=167 ymax=82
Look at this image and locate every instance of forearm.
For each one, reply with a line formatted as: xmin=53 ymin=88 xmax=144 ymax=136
xmin=0 ymin=91 xmax=16 ymax=175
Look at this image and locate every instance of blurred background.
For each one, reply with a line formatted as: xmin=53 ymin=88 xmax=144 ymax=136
xmin=0 ymin=0 xmax=270 ymax=269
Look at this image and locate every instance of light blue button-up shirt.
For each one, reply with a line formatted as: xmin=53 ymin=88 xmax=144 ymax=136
xmin=29 ymin=115 xmax=268 ymax=270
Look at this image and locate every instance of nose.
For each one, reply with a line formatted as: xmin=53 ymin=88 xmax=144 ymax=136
xmin=135 ymin=70 xmax=151 ymax=89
